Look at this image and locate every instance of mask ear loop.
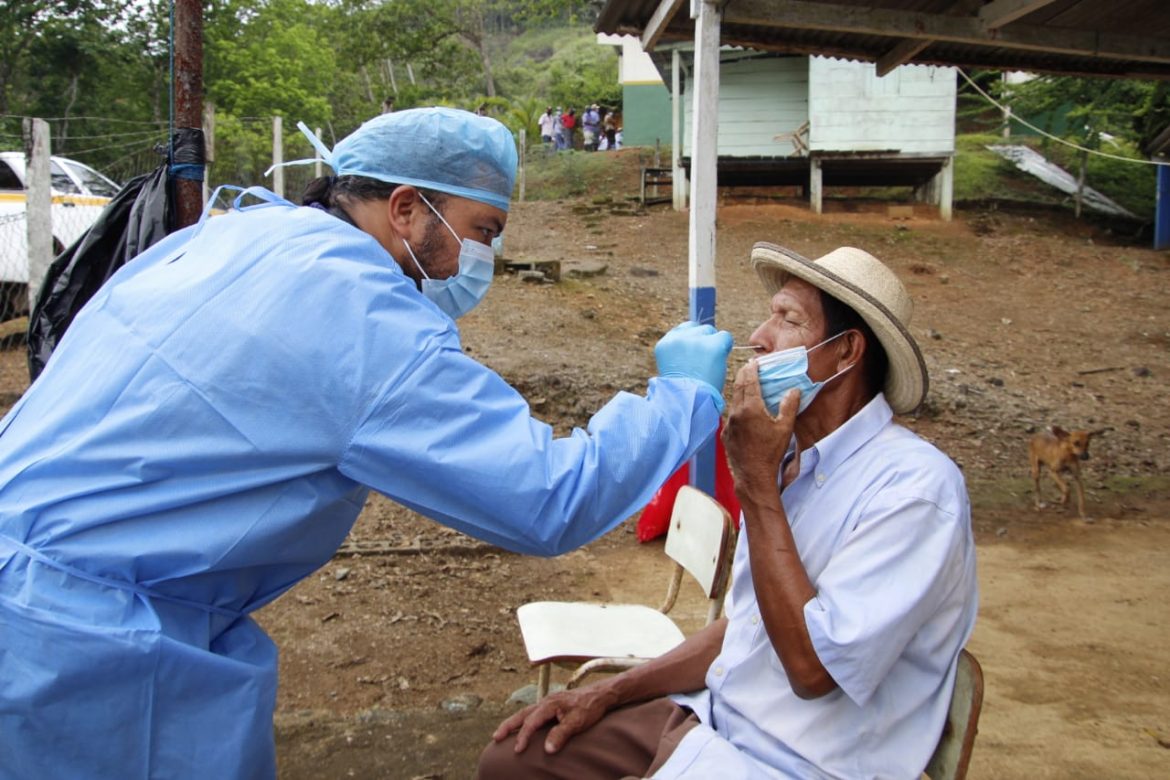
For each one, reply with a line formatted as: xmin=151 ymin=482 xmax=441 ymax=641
xmin=416 ymin=191 xmax=462 ymax=246
xmin=815 ymin=329 xmax=859 ymax=386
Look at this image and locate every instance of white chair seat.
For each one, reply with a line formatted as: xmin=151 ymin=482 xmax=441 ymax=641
xmin=517 ymin=601 xmax=686 ymax=665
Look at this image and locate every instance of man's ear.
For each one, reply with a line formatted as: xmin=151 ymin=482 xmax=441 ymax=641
xmin=386 ymin=185 xmax=422 ymax=239
xmin=841 ymin=329 xmax=866 ymax=368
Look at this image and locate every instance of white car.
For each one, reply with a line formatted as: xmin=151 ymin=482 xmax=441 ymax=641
xmin=0 ymin=151 xmax=120 ymax=289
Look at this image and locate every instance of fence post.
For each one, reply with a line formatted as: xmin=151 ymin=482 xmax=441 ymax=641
xmin=202 ymin=102 xmax=216 ymax=206
xmin=24 ymin=117 xmax=52 ymax=314
xmin=272 ymin=116 xmax=284 ymax=198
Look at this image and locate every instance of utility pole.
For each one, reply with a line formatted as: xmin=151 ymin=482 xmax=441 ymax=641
xmin=174 ymin=0 xmax=204 ymax=228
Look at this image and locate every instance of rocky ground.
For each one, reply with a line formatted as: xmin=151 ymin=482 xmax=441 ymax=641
xmin=1 ymin=178 xmax=1167 ymax=778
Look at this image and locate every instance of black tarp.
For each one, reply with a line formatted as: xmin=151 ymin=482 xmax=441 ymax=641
xmin=27 ymin=128 xmax=203 ymax=381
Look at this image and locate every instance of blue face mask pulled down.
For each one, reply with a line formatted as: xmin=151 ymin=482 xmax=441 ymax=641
xmin=757 ymin=331 xmax=854 ymax=416
xmin=402 ymin=193 xmax=495 ymax=320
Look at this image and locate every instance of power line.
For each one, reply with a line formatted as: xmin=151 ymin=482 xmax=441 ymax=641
xmin=0 ymin=113 xmax=167 ymax=126
xmin=958 ymin=69 xmax=1168 ymax=167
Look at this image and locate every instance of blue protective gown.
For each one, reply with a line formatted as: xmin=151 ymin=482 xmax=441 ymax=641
xmin=0 ymin=194 xmax=720 ymax=779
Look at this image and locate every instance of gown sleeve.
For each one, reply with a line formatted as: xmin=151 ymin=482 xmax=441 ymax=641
xmin=339 ymin=337 xmax=722 ymax=556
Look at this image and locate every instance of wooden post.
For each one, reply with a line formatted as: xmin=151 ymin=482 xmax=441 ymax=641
xmin=272 ymin=116 xmax=284 ymax=198
xmin=810 ymin=157 xmax=823 ymax=214
xmin=174 ymin=0 xmax=204 ymax=228
xmin=653 ymin=139 xmax=661 ymax=200
xmin=937 ymin=156 xmax=954 ymax=222
xmin=672 ymin=48 xmax=684 ymax=211
xmin=1074 ymin=149 xmax=1087 ymax=219
xmin=24 ymin=118 xmax=52 ymax=312
xmin=202 ymin=102 xmax=215 ymax=207
xmin=688 ymin=0 xmax=721 ymax=498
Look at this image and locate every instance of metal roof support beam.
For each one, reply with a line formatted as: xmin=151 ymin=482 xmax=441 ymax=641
xmin=643 ymin=0 xmax=686 ymax=52
xmin=978 ymin=0 xmax=1058 ymax=30
xmin=725 ymin=0 xmax=1170 ymax=65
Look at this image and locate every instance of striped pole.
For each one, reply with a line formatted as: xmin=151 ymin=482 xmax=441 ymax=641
xmin=688 ymin=0 xmax=721 ymax=497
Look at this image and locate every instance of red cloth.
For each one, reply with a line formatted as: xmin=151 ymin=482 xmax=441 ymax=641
xmin=561 ymin=113 xmax=576 ymax=129
xmin=636 ymin=421 xmax=741 ymax=543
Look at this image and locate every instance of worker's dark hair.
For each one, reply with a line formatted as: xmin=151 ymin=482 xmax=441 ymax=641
xmin=819 ymin=289 xmax=888 ymax=398
xmin=301 ymin=175 xmax=447 ymax=213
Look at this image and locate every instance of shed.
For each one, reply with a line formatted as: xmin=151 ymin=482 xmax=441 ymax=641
xmin=667 ymin=47 xmax=958 ymax=217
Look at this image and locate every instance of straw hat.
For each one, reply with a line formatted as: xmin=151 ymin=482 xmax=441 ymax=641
xmin=750 ymin=242 xmax=928 ymax=414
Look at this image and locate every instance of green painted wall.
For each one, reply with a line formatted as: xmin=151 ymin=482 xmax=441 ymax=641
xmin=621 ymin=83 xmax=672 ymax=147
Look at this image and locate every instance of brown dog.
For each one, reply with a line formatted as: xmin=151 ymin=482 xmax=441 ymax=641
xmin=1029 ymin=426 xmax=1102 ymax=518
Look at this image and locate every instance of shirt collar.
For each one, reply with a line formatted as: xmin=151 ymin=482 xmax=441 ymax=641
xmin=805 ymin=393 xmax=893 ymax=482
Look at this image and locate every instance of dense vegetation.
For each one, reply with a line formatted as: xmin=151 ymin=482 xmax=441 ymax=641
xmin=0 ymin=0 xmax=612 ymax=190
xmin=0 ymin=1 xmax=1162 ymax=218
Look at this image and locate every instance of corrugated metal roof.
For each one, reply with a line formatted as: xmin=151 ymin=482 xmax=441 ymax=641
xmin=596 ymin=0 xmax=1170 ymax=80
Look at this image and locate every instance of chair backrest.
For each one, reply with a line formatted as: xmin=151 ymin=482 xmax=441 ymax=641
xmin=663 ymin=485 xmax=735 ymax=600
xmin=924 ymin=649 xmax=984 ymax=780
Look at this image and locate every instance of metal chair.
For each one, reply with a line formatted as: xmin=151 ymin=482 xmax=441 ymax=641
xmin=516 ymin=485 xmax=736 ymax=698
xmin=924 ymin=649 xmax=984 ymax=780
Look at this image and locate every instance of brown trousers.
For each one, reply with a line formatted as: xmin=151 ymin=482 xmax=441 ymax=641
xmin=476 ymin=697 xmax=700 ymax=780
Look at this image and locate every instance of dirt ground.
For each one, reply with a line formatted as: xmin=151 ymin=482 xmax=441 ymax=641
xmin=2 ymin=184 xmax=1168 ymax=778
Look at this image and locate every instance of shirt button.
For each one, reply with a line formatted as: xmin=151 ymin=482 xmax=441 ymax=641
xmin=815 ymin=473 xmax=826 ymax=486
xmin=751 ymin=615 xmax=760 ymax=625
xmin=714 ymin=666 xmax=724 ymax=677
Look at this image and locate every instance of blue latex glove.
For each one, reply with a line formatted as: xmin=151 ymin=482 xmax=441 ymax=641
xmin=654 ymin=321 xmax=734 ymax=410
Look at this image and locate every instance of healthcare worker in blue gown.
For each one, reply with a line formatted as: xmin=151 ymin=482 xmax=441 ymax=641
xmin=0 ymin=106 xmax=733 ymax=778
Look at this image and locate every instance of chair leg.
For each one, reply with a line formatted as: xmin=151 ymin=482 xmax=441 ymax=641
xmin=537 ymin=663 xmax=550 ymax=699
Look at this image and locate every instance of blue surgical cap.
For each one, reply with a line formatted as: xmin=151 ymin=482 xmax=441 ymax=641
xmin=296 ymin=107 xmax=517 ymax=212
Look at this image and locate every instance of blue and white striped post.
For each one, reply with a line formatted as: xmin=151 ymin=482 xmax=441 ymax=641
xmin=688 ymin=0 xmax=721 ymax=498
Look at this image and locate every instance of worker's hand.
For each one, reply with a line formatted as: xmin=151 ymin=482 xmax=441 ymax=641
xmin=491 ymin=684 xmax=618 ymax=754
xmin=722 ymin=360 xmax=799 ymax=494
xmin=654 ymin=321 xmax=734 ymax=409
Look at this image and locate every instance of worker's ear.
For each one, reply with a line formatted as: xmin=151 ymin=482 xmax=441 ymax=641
xmin=386 ymin=185 xmax=425 ymax=241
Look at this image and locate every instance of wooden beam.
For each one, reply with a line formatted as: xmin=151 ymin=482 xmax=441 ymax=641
xmin=642 ymin=0 xmax=686 ymax=52
xmin=978 ymin=0 xmax=1058 ymax=30
xmin=876 ymin=38 xmax=931 ymax=76
xmin=724 ymin=0 xmax=1170 ymax=65
xmin=876 ymin=0 xmax=984 ymax=76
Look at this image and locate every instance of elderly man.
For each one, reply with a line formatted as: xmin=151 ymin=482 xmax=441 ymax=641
xmin=0 ymin=108 xmax=733 ymax=779
xmin=479 ymin=243 xmax=978 ymax=779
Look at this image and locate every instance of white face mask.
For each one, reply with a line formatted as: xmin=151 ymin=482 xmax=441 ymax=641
xmin=401 ymin=193 xmax=495 ymax=320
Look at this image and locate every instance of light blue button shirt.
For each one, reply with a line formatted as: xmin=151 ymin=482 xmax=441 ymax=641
xmin=663 ymin=395 xmax=978 ymax=779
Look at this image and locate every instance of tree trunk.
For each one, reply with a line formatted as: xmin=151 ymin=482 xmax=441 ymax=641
xmin=60 ymin=73 xmax=80 ymax=148
xmin=478 ymin=43 xmax=496 ymax=98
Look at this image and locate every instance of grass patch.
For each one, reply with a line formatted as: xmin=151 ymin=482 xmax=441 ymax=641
xmin=954 ymin=132 xmax=1156 ymax=219
xmin=952 ymin=133 xmax=1024 ymax=202
xmin=520 ymin=148 xmax=659 ymax=201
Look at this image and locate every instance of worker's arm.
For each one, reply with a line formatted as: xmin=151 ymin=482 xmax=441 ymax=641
xmin=721 ymin=373 xmax=837 ymax=699
xmin=342 ymin=322 xmax=730 ymax=558
xmin=492 ymin=617 xmax=727 ymax=754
